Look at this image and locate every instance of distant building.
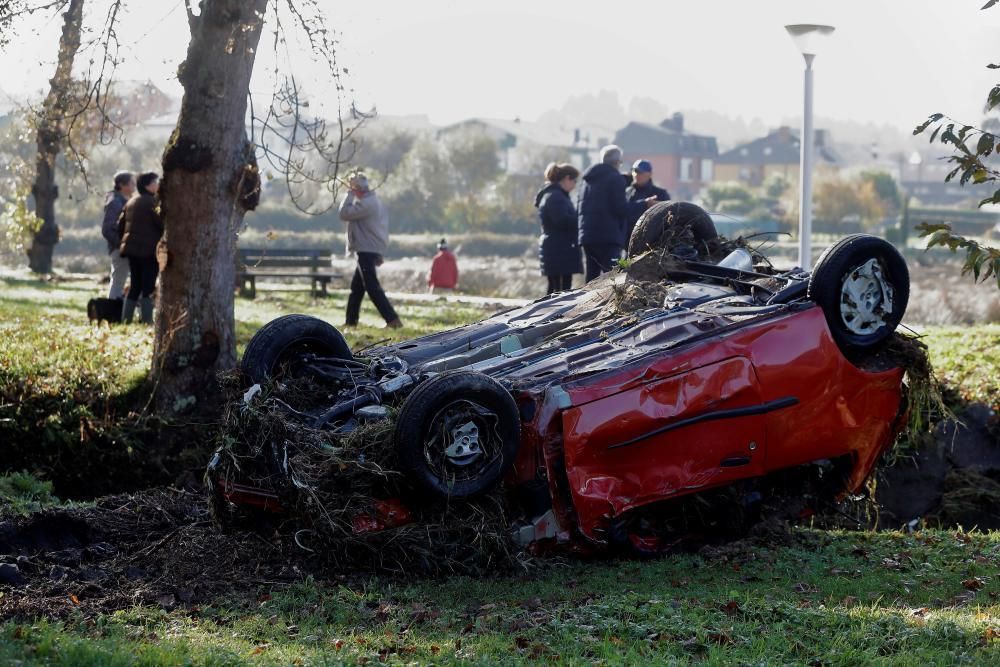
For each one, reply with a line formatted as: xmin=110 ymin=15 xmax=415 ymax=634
xmin=612 ymin=113 xmax=719 ymax=200
xmin=436 ymin=118 xmax=595 ymax=175
xmin=715 ymin=126 xmax=839 ymax=189
xmin=904 ymin=180 xmax=993 ymax=208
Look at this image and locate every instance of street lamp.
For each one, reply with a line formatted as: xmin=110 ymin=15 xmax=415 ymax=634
xmin=785 ymin=23 xmax=835 ymax=269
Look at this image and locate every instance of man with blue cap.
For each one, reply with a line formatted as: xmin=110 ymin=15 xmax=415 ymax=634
xmin=625 ymin=159 xmax=670 ymax=246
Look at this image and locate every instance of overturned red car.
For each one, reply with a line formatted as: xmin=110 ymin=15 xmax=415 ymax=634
xmin=209 ymin=203 xmax=911 ymax=553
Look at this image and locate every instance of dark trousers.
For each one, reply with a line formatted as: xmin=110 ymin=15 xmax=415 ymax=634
xmin=345 ymin=252 xmax=398 ymax=325
xmin=583 ymin=244 xmax=621 ymax=282
xmin=126 ymin=255 xmax=159 ymax=299
xmin=546 ymin=274 xmax=573 ymax=295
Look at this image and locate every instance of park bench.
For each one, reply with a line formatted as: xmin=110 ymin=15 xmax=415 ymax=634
xmin=236 ymin=248 xmax=339 ymax=298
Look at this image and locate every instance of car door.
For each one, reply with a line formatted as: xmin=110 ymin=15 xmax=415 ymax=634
xmin=560 ymin=356 xmax=767 ymax=540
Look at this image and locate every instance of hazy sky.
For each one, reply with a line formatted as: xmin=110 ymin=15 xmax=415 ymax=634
xmin=1 ymin=0 xmax=998 ymax=132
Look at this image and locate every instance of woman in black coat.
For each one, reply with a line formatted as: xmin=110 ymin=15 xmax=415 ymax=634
xmin=535 ymin=162 xmax=582 ymax=294
xmin=117 ymin=171 xmax=163 ymax=324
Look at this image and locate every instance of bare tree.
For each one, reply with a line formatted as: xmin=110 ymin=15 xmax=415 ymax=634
xmin=24 ymin=0 xmax=84 ymax=273
xmin=2 ymin=0 xmax=128 ymax=273
xmin=152 ymin=0 xmax=367 ymax=411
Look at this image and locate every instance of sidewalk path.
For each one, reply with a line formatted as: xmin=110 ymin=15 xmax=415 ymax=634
xmin=383 ymin=290 xmax=530 ymax=309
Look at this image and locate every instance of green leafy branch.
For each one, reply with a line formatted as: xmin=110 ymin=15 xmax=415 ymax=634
xmin=908 ymin=1 xmax=1000 ymax=291
xmin=916 ymin=222 xmax=1000 ymax=289
xmin=913 ymin=112 xmax=1000 ymax=207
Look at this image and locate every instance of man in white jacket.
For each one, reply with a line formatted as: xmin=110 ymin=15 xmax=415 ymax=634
xmin=339 ymin=173 xmax=403 ymax=328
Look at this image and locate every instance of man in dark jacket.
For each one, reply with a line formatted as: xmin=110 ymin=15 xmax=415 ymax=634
xmin=578 ymin=145 xmax=628 ymax=282
xmin=102 ymin=171 xmax=134 ymax=299
xmin=625 ymin=159 xmax=670 ymax=245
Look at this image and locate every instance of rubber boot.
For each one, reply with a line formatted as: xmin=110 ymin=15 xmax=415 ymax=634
xmin=139 ymin=297 xmax=154 ymax=325
xmin=122 ymin=298 xmax=138 ymax=324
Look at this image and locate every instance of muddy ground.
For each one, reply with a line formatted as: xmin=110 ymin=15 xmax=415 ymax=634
xmin=2 ymin=400 xmax=997 ymax=623
xmin=0 ymin=487 xmax=820 ymax=622
xmin=0 ymin=488 xmax=313 ymax=620
xmin=878 ymin=403 xmax=1000 ymax=530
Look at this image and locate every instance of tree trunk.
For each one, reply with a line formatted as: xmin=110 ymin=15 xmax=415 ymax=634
xmin=27 ymin=0 xmax=84 ymax=274
xmin=152 ymin=0 xmax=265 ymax=413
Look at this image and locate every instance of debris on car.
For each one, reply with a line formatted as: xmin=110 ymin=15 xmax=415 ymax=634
xmin=208 ymin=201 xmax=934 ymax=572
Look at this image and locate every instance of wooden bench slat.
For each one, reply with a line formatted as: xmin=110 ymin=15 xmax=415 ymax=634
xmin=235 ymin=247 xmax=341 ymax=298
xmin=239 ymin=259 xmax=330 ymax=269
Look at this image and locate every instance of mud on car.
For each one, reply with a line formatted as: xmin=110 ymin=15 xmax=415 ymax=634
xmin=208 ymin=202 xmax=912 ymax=556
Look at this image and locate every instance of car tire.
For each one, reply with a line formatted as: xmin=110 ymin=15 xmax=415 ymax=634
xmin=394 ymin=370 xmax=520 ymax=500
xmin=808 ymin=234 xmax=909 ymax=351
xmin=240 ymin=314 xmax=353 ymax=384
xmin=627 ymin=201 xmax=718 ymax=258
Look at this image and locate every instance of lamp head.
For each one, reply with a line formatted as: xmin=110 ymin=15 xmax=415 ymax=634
xmin=785 ymin=24 xmax=835 ymax=58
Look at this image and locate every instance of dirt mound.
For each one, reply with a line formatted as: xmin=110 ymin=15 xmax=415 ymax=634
xmin=0 ymin=489 xmax=297 ymax=620
xmin=929 ymin=468 xmax=1000 ymax=530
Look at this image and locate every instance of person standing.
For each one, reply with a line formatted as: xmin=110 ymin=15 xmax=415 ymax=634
xmin=339 ymin=172 xmax=403 ymax=329
xmin=117 ymin=172 xmax=163 ymax=324
xmin=427 ymin=238 xmax=459 ymax=293
xmin=536 ymin=162 xmax=582 ymax=294
xmin=578 ymin=144 xmax=627 ymax=282
xmin=625 ymin=159 xmax=670 ymax=246
xmin=101 ymin=171 xmax=134 ymax=300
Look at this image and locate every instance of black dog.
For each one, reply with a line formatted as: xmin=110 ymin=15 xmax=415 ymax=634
xmin=87 ymin=297 xmax=123 ymax=325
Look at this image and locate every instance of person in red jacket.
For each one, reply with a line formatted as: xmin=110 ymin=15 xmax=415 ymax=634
xmin=427 ymin=238 xmax=459 ymax=293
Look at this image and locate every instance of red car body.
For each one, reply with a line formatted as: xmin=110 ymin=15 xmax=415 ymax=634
xmin=507 ymin=305 xmax=902 ymax=543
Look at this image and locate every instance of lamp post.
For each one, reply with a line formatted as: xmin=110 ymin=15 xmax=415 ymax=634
xmin=785 ymin=23 xmax=835 ymax=269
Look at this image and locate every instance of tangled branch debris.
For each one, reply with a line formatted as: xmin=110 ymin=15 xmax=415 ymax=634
xmin=210 ymin=374 xmax=524 ymax=576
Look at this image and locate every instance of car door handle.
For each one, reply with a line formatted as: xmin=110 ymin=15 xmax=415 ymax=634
xmin=720 ymin=456 xmax=752 ymax=467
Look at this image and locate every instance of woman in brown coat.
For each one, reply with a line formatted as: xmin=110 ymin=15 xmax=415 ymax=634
xmin=118 ymin=172 xmax=163 ymax=324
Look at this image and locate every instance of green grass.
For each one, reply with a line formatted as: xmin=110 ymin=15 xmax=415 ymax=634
xmin=2 ymin=529 xmax=999 ymax=664
xmin=921 ymin=324 xmax=1000 ymax=413
xmin=3 ymin=273 xmax=1000 ymax=664
xmin=0 ymin=274 xmax=502 ymax=496
xmin=0 ymin=471 xmax=60 ymax=515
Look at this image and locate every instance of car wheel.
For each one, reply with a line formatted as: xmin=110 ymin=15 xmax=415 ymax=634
xmin=808 ymin=235 xmax=909 ymax=351
xmin=394 ymin=371 xmax=520 ymax=500
xmin=240 ymin=314 xmax=353 ymax=384
xmin=627 ymin=201 xmax=718 ymax=258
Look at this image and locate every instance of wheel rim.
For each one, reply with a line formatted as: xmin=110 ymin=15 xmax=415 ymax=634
xmin=838 ymin=258 xmax=895 ymax=335
xmin=423 ymin=399 xmax=503 ymax=486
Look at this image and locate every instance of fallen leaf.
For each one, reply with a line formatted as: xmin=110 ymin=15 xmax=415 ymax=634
xmin=250 ymin=644 xmax=268 ymax=656
xmin=708 ymin=630 xmax=732 ymax=645
xmin=963 ymin=577 xmax=986 ymax=591
xmin=722 ymin=600 xmax=740 ymax=616
xmin=842 ymin=596 xmax=858 ymax=606
xmin=69 ymin=594 xmax=79 ymax=605
xmin=881 ymin=558 xmax=902 ymax=570
xmin=951 ymin=590 xmax=978 ymax=606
